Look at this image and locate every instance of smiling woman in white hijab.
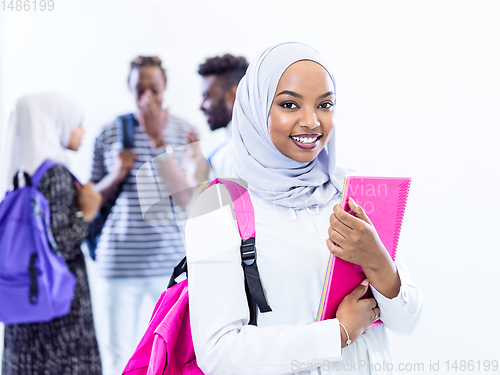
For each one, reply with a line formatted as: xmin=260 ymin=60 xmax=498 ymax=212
xmin=1 ymin=93 xmax=103 ymax=375
xmin=185 ymin=43 xmax=423 ymax=375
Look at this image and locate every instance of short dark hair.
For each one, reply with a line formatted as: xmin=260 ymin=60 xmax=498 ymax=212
xmin=198 ymin=54 xmax=248 ymax=89
xmin=128 ymin=55 xmax=167 ymax=83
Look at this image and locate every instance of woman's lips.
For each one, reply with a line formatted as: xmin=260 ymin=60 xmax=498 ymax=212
xmin=290 ymin=134 xmax=321 ymax=150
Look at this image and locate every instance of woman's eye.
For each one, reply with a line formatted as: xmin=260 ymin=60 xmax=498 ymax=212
xmin=281 ymin=102 xmax=297 ymax=109
xmin=319 ymin=101 xmax=333 ymax=109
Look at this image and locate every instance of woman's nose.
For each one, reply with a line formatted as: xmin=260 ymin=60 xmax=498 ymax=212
xmin=298 ymin=108 xmax=320 ymax=129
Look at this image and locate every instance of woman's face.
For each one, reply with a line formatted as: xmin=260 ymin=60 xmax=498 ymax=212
xmin=267 ymin=60 xmax=335 ymax=163
xmin=68 ymin=124 xmax=84 ymax=151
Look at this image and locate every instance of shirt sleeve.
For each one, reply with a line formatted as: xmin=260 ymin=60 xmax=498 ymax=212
xmin=90 ymin=132 xmax=107 ymax=184
xmin=38 ymin=166 xmax=89 ymax=261
xmin=186 ymin=186 xmax=342 ymax=375
xmin=370 ymin=253 xmax=424 ymax=335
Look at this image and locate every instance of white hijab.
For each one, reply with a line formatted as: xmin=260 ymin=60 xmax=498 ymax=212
xmin=0 ymin=93 xmax=83 ymax=196
xmin=232 ymin=42 xmax=342 ymax=209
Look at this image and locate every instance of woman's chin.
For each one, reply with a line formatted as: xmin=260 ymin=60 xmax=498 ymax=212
xmin=287 ymin=151 xmax=318 ymax=163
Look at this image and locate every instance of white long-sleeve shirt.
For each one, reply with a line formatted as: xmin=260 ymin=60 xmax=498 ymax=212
xmin=186 ymin=182 xmax=423 ymax=375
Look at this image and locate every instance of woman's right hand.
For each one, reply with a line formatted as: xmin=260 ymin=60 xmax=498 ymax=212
xmin=75 ymin=181 xmax=102 ymax=221
xmin=335 ymin=279 xmax=380 ymax=348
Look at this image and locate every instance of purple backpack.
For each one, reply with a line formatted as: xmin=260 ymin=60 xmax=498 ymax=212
xmin=0 ymin=161 xmax=76 ymax=325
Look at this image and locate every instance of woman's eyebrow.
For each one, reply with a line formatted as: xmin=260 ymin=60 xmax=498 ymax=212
xmin=318 ymin=91 xmax=335 ymax=99
xmin=276 ymin=90 xmax=303 ymax=99
xmin=276 ymin=90 xmax=335 ymax=100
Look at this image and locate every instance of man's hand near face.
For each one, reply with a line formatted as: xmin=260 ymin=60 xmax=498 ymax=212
xmin=138 ymin=92 xmax=169 ymax=148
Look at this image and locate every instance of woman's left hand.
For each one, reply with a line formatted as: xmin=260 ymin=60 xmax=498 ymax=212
xmin=326 ymin=198 xmax=401 ymax=298
xmin=326 ymin=198 xmax=392 ymax=272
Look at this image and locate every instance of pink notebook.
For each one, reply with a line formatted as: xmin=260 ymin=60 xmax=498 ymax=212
xmin=316 ymin=176 xmax=411 ymax=326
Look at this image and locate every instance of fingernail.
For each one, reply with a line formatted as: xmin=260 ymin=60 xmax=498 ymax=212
xmin=361 ymin=279 xmax=369 ymax=286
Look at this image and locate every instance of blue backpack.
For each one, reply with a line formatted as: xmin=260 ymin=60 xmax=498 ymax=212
xmin=85 ymin=113 xmax=135 ymax=260
xmin=0 ymin=161 xmax=76 ymax=324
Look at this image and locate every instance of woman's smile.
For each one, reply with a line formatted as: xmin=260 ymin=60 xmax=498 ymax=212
xmin=290 ymin=134 xmax=322 ymax=149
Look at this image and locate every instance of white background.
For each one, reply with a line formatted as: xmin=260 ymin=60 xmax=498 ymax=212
xmin=1 ymin=1 xmax=499 ymax=373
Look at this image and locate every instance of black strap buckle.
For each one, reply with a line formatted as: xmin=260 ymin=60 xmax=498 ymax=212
xmin=241 ymin=238 xmax=256 ymax=266
xmin=240 ymin=237 xmax=272 ymax=325
xmin=168 ymin=256 xmax=188 ymax=288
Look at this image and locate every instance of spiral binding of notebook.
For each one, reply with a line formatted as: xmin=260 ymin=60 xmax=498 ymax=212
xmin=316 ymin=176 xmax=412 ymax=325
xmin=392 ymin=180 xmax=411 ymax=261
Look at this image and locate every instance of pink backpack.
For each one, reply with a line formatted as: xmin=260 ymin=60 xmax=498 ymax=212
xmin=122 ymin=178 xmax=271 ymax=375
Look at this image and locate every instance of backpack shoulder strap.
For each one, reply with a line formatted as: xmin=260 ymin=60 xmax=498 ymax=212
xmin=117 ymin=113 xmax=135 ymax=149
xmin=31 ymin=161 xmax=80 ymax=188
xmin=31 ymin=161 xmax=66 ymax=188
xmin=206 ymin=178 xmax=272 ymax=325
